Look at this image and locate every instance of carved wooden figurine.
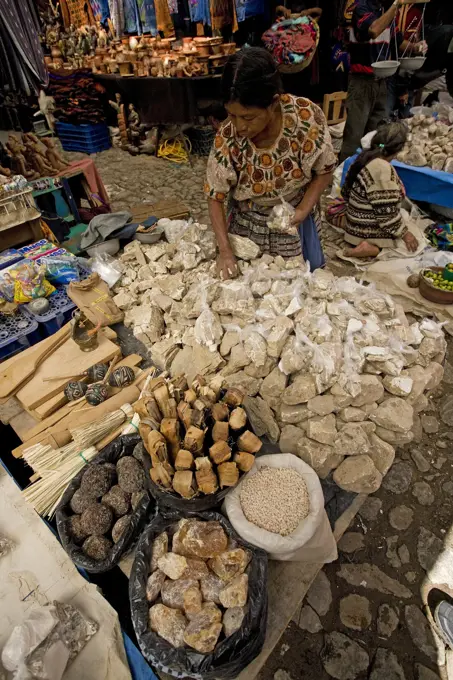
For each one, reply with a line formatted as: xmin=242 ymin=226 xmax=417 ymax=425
xmin=6 ymin=135 xmax=39 ymax=180
xmin=41 ymin=137 xmax=70 ymax=172
xmin=23 ymin=133 xmax=56 ymax=177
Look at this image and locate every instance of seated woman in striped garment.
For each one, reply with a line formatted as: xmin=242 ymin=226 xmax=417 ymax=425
xmin=340 ymin=122 xmax=419 ymax=258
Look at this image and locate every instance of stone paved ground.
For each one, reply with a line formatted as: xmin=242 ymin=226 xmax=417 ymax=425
xmin=81 ymin=148 xmax=453 ymax=680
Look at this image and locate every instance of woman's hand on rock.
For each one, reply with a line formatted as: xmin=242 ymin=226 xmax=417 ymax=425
xmin=403 ymin=231 xmax=419 ymax=253
xmin=290 ymin=207 xmax=308 ymax=228
xmin=216 ymin=249 xmax=238 ymax=280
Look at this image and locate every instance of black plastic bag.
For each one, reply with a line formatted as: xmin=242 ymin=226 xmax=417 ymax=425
xmin=129 ymin=508 xmax=268 ymax=679
xmin=56 ymin=434 xmax=153 ymax=574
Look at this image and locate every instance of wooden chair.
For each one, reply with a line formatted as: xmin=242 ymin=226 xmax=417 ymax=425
xmin=323 ymin=91 xmax=347 ymax=125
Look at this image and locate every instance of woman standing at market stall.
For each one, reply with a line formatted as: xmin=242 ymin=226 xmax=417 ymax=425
xmin=205 ymin=47 xmax=336 ymax=280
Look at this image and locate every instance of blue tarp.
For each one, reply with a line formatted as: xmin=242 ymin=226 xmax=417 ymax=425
xmin=341 ymin=155 xmax=453 ymax=209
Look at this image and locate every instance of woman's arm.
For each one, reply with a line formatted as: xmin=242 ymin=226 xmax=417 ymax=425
xmin=291 ymin=172 xmax=333 ymax=226
xmin=208 ymin=198 xmax=238 ymax=280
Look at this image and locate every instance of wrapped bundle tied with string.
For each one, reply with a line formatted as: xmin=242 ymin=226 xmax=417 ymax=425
xmin=262 ymin=16 xmax=320 ymax=73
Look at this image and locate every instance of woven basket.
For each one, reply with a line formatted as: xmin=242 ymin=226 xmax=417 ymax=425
xmin=278 ymin=20 xmax=320 ymax=74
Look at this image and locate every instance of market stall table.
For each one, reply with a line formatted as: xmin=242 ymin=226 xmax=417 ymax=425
xmin=95 ymin=74 xmax=222 ymax=126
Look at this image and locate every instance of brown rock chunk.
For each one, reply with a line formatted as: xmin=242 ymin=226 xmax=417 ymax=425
xmin=229 ymin=407 xmax=247 ymax=431
xmin=333 ymin=455 xmax=383 ymax=493
xmin=182 ymin=557 xmax=210 ymax=580
xmin=223 ymin=607 xmax=246 ymax=637
xmin=234 ymin=451 xmax=255 ymax=472
xmin=297 ymin=439 xmax=343 ymax=479
xmin=208 ymin=549 xmax=251 ymax=582
xmin=200 ymin=573 xmax=225 ymax=604
xmin=282 ymin=374 xmax=316 ymax=405
xmin=212 ymin=403 xmax=230 ymax=421
xmin=183 ymin=585 xmax=203 ymax=618
xmin=184 ymin=426 xmax=205 ymax=454
xmin=212 ymin=421 xmax=229 ymax=442
xmin=195 ymin=457 xmax=219 ymax=495
xmin=188 ymin=601 xmax=222 ymax=624
xmin=175 ymin=449 xmax=193 ymax=471
xmin=151 ymin=532 xmax=169 ymax=571
xmin=146 ymin=569 xmax=166 ymax=603
xmin=219 ymin=573 xmax=249 ymax=608
xmin=172 ymin=470 xmax=196 ymax=498
xmin=209 ymin=440 xmax=232 ymax=464
xmin=157 ymin=552 xmax=188 ymax=580
xmin=149 ymin=604 xmax=187 ymax=648
xmin=161 ymin=578 xmax=198 ymax=609
xmin=236 ymin=430 xmax=262 ymax=453
xmin=218 ymin=462 xmax=240 ymax=488
xmin=184 ymin=617 xmax=222 ymax=654
xmin=181 ymin=520 xmax=228 ymax=559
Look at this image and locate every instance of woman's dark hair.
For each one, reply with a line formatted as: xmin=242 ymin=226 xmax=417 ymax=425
xmin=342 ymin=122 xmax=408 ymax=197
xmin=222 ymin=47 xmax=283 ymax=109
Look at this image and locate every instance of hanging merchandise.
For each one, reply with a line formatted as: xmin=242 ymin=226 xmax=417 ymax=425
xmin=155 ymin=0 xmax=176 ymax=37
xmin=166 ymin=0 xmax=178 ymax=15
xmin=66 ymin=0 xmax=96 ymax=27
xmin=234 ymin=0 xmax=264 ymax=23
xmin=189 ymin=0 xmax=211 ymax=25
xmin=108 ymin=0 xmax=125 ymax=35
xmin=124 ymin=0 xmax=142 ymax=33
xmin=137 ymin=0 xmax=158 ymax=34
xmin=90 ymin=0 xmax=111 ymax=23
xmin=210 ymin=0 xmax=238 ymax=31
xmin=0 ymin=0 xmax=48 ymax=96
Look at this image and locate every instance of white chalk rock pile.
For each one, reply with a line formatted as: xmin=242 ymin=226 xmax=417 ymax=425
xmin=399 ymin=114 xmax=453 ymax=172
xmin=112 ymin=220 xmax=446 ymax=494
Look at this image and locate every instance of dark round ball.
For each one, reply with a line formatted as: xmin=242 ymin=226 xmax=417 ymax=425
xmin=85 ymin=383 xmax=109 ymax=406
xmin=102 ymin=485 xmax=131 ymax=517
xmin=80 ymin=503 xmax=113 ymax=536
xmin=67 ymin=515 xmax=89 ymax=544
xmin=70 ymin=488 xmax=96 ymax=514
xmin=112 ymin=515 xmax=132 ymax=543
xmin=83 ymin=535 xmax=112 ymax=561
xmin=116 ymin=456 xmax=145 ymax=493
xmin=80 ymin=464 xmax=114 ymax=498
xmin=64 ymin=381 xmax=88 ymax=401
xmin=87 ymin=363 xmax=108 ymax=383
xmin=108 ymin=366 xmax=135 ymax=388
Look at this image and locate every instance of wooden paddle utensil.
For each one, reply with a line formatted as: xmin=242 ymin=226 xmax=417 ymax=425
xmin=0 ymin=324 xmax=71 ymax=399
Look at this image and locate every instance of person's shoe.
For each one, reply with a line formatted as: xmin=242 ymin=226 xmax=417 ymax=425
xmin=434 ymin=600 xmax=453 ymax=647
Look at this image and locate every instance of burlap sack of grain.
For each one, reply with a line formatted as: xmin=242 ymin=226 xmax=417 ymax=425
xmin=224 ymin=454 xmax=337 ymax=562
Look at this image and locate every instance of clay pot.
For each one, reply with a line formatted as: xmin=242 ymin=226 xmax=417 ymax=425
xmin=198 ymin=44 xmax=210 ymax=57
xmin=222 ymin=42 xmax=236 ymax=55
xmin=119 ymin=61 xmax=132 ymax=75
xmin=160 ymin=39 xmax=171 ymax=50
xmin=209 ymin=37 xmax=223 ymax=46
xmin=211 ymin=44 xmax=222 ymax=55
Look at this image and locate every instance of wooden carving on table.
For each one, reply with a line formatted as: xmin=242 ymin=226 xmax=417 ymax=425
xmin=41 ymin=138 xmax=70 ymax=172
xmin=6 ymin=135 xmax=39 ymax=180
xmin=23 ymin=133 xmax=56 ymax=177
xmin=109 ymin=93 xmax=128 ymax=149
xmin=127 ymin=104 xmax=145 ymax=155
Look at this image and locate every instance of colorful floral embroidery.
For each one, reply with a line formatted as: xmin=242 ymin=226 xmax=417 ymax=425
xmin=205 ymin=94 xmax=336 ymax=205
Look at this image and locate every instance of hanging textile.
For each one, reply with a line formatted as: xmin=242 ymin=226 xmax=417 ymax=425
xmin=59 ymin=0 xmax=72 ymax=28
xmin=210 ymin=0 xmax=238 ymax=31
xmin=167 ymin=0 xmax=178 ymax=15
xmin=155 ymin=0 xmax=175 ymax=36
xmin=124 ymin=0 xmax=141 ymax=32
xmin=137 ymin=0 xmax=158 ymax=33
xmin=66 ymin=0 xmax=95 ymax=26
xmin=89 ymin=0 xmax=111 ymax=23
xmin=189 ymin=0 xmax=210 ymax=25
xmin=108 ymin=0 xmax=125 ymax=34
xmin=0 ymin=0 xmax=48 ymax=95
xmin=235 ymin=0 xmax=263 ymax=23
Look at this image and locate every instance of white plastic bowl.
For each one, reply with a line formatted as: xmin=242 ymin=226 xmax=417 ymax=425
xmin=86 ymin=238 xmax=120 ymax=258
xmin=133 ymin=225 xmax=165 ymax=244
xmin=371 ymin=60 xmax=400 ymax=79
xmin=400 ymin=56 xmax=426 ymax=72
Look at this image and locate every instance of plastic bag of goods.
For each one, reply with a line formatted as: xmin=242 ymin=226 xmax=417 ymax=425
xmin=129 ymin=509 xmax=268 ymax=679
xmin=224 ymin=454 xmax=337 ymax=562
xmin=56 ymin=434 xmax=152 ymax=573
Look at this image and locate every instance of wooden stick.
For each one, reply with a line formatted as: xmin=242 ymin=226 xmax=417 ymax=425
xmin=102 ymin=352 xmax=121 ymax=384
xmin=43 ymin=372 xmax=86 ymax=383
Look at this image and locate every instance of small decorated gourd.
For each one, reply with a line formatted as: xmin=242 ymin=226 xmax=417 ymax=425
xmin=87 ymin=363 xmax=108 ymax=383
xmin=85 ymin=382 xmax=109 ymax=406
xmin=64 ymin=381 xmax=88 ymax=401
xmin=108 ymin=366 xmax=135 ymax=388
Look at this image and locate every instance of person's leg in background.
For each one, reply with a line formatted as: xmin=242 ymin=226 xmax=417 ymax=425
xmin=386 ymin=75 xmax=398 ymax=118
xmin=340 ymin=75 xmax=374 ymax=161
xmin=365 ymin=78 xmax=388 ymax=134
